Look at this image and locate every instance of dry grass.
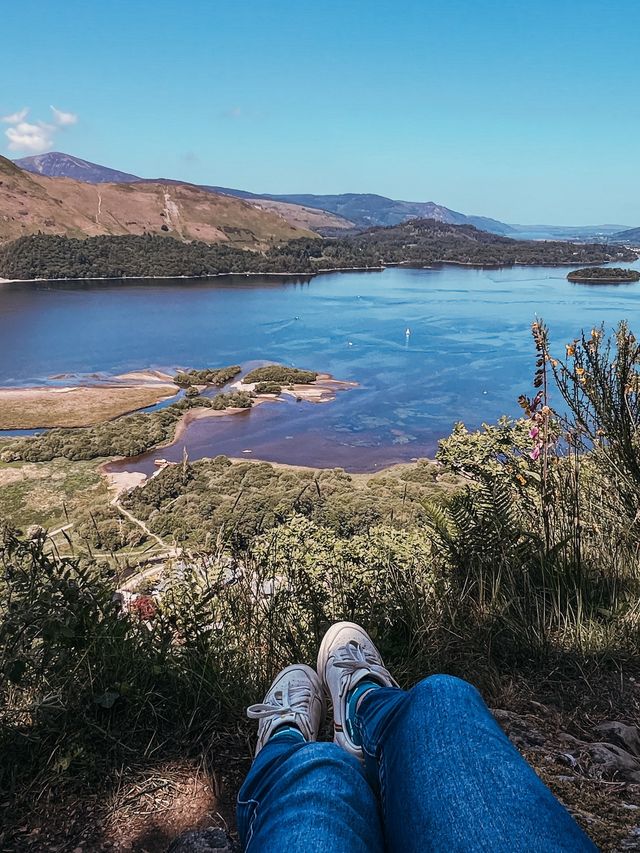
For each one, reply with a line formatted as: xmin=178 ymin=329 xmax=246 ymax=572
xmin=0 ymin=155 xmax=314 ymax=247
xmin=0 ymin=383 xmax=178 ymax=429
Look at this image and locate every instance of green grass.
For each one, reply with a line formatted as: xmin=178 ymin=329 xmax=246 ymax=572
xmin=0 ymin=458 xmax=108 ymax=530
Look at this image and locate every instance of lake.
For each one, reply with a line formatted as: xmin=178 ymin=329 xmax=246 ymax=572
xmin=1 ymin=261 xmax=640 ymax=472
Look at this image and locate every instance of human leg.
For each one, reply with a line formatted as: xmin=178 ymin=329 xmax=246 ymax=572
xmin=318 ymin=622 xmax=596 ymax=853
xmin=237 ymin=662 xmax=384 ymax=853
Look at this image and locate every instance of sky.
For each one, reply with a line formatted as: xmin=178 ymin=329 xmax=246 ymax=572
xmin=1 ymin=0 xmax=639 ymax=225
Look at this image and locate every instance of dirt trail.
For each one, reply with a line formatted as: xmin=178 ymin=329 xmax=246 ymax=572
xmin=111 ymin=493 xmax=173 ymax=552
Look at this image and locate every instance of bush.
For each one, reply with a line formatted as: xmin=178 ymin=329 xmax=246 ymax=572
xmin=243 ymin=366 xmax=317 ymax=385
xmin=254 ymin=381 xmax=282 ymax=395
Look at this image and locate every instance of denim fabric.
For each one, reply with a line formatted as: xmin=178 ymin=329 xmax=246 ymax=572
xmin=237 ymin=731 xmax=384 ymax=853
xmin=238 ymin=676 xmax=597 ymax=852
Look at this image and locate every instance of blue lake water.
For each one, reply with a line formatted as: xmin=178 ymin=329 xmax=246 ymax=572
xmin=1 ymin=262 xmax=639 ymax=472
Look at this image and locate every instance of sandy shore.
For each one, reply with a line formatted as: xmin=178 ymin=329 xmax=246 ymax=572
xmin=103 ymin=469 xmax=147 ymax=497
xmin=234 ymin=373 xmax=357 ymax=404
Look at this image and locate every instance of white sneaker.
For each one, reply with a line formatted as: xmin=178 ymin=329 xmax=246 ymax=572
xmin=317 ymin=621 xmax=398 ymax=758
xmin=247 ymin=664 xmax=325 ymax=755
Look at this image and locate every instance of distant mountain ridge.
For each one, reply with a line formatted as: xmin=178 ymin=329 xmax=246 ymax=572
xmin=610 ymin=226 xmax=640 ymax=245
xmin=15 ymin=152 xmax=635 ymax=241
xmin=15 ymin=152 xmax=140 ymax=184
xmin=14 ymin=152 xmax=515 ymax=236
xmin=256 ymin=192 xmax=516 ymax=234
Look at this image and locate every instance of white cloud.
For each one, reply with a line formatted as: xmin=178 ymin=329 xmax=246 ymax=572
xmin=50 ymin=105 xmax=78 ymax=126
xmin=6 ymin=121 xmax=55 ymax=153
xmin=1 ymin=107 xmax=29 ymax=124
xmin=2 ymin=105 xmax=78 ymax=153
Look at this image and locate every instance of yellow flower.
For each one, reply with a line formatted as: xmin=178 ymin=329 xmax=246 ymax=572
xmin=566 ymin=344 xmax=575 ymax=357
xmin=591 ymin=328 xmax=600 ymax=340
xmin=575 ymin=367 xmax=585 ymax=376
xmin=550 ymin=358 xmax=558 ymax=367
xmin=515 ymin=473 xmax=526 ymax=486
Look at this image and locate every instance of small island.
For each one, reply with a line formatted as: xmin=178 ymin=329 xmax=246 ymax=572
xmin=567 ymin=267 xmax=640 ymax=284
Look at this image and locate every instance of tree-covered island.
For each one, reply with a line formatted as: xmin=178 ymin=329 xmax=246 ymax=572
xmin=567 ymin=267 xmax=640 ymax=284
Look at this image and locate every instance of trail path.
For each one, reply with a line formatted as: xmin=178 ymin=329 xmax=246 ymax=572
xmin=111 ymin=493 xmax=175 ymax=553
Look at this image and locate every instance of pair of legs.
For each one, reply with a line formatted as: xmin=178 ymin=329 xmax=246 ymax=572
xmin=237 ymin=623 xmax=596 ymax=852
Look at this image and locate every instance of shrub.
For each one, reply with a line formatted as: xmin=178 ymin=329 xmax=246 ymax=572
xmin=243 ymin=366 xmax=317 ymax=385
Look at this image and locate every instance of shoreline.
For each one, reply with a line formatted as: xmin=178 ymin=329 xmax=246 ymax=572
xmin=1 ymin=255 xmax=635 ymax=286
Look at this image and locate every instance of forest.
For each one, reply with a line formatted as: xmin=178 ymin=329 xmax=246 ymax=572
xmin=0 ymin=218 xmax=635 ymax=280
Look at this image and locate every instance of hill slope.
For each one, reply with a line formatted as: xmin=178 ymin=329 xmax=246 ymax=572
xmin=610 ymin=226 xmax=640 ymax=245
xmin=258 ymin=192 xmax=516 ymax=234
xmin=15 ymin=152 xmax=514 ymax=235
xmin=0 ymin=156 xmax=312 ymax=246
xmin=16 ymin=153 xmax=356 ymax=234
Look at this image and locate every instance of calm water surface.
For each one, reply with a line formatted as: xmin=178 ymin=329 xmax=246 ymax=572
xmin=1 ymin=263 xmax=639 ymax=472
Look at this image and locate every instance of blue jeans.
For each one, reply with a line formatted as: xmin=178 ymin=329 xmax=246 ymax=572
xmin=237 ymin=675 xmax=596 ymax=852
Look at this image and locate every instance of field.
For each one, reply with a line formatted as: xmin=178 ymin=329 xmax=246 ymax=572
xmin=0 ymin=455 xmax=109 ymax=530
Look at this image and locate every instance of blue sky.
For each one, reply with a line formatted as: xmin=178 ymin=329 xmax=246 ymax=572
xmin=1 ymin=0 xmax=638 ymax=224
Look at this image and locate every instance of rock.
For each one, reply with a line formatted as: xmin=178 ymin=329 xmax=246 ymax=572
xmin=26 ymin=524 xmax=45 ymax=540
xmin=492 ymin=709 xmax=547 ymax=748
xmin=595 ymin=722 xmax=640 ymax=758
xmin=580 ymin=742 xmax=640 ymax=784
xmin=167 ymin=827 xmax=235 ymax=853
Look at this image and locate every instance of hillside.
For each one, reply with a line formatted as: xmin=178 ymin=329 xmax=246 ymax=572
xmin=610 ymin=226 xmax=640 ymax=245
xmin=260 ymin=191 xmax=516 ymax=234
xmin=331 ymin=218 xmax=638 ymax=266
xmin=0 ymin=156 xmax=313 ymax=247
xmin=15 ymin=151 xmax=516 ymax=235
xmin=15 ymin=152 xmax=357 ymax=235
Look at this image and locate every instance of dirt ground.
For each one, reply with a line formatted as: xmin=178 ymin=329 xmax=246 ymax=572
xmin=3 ymin=693 xmax=640 ymax=852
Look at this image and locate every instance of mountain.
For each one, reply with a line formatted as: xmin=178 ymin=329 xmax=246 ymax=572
xmin=15 ymin=152 xmax=515 ymax=235
xmin=609 ymin=226 xmax=640 ymax=245
xmin=253 ymin=192 xmax=517 ymax=235
xmin=0 ymin=156 xmax=312 ymax=247
xmin=15 ymin=152 xmax=140 ymax=184
xmin=16 ymin=153 xmax=356 ymax=234
xmin=509 ymin=223 xmax=633 ymax=241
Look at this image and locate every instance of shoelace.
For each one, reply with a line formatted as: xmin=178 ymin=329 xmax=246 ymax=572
xmin=247 ymin=679 xmax=313 ymax=722
xmin=333 ymin=640 xmax=389 ymax=697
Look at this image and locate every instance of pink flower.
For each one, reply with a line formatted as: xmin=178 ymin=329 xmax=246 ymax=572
xmin=529 ymin=427 xmax=539 ymax=440
xmin=529 ymin=446 xmax=541 ymax=461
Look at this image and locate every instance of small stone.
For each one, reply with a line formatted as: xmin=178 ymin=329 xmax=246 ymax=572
xmin=167 ymin=827 xmax=235 ymax=853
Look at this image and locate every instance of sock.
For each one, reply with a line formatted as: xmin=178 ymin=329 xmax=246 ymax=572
xmin=346 ymin=679 xmax=381 ymax=745
xmin=269 ymin=724 xmax=305 ymax=744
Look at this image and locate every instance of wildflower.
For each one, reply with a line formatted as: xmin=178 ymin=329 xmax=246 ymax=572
xmin=529 ymin=427 xmax=539 ymax=440
xmin=529 ymin=446 xmax=541 ymax=461
xmin=566 ymin=344 xmax=575 ymax=357
xmin=591 ymin=328 xmax=600 ymax=340
xmin=575 ymin=367 xmax=585 ymax=376
xmin=515 ymin=473 xmax=526 ymax=486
